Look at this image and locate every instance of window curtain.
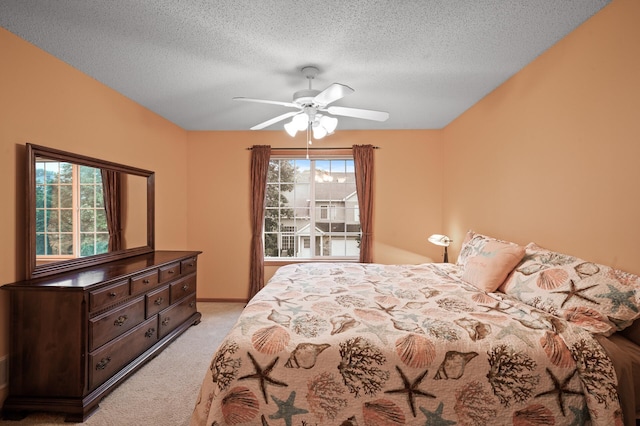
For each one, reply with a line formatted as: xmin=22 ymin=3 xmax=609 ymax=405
xmin=100 ymin=169 xmax=123 ymax=252
xmin=353 ymin=144 xmax=374 ymax=263
xmin=249 ymin=145 xmax=271 ymax=300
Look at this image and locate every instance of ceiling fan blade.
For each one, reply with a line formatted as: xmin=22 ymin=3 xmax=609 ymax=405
xmin=313 ymin=83 xmax=354 ymax=106
xmin=233 ymin=97 xmax=298 ymax=109
xmin=250 ymin=111 xmax=300 ymax=130
xmin=325 ymin=106 xmax=389 ymax=122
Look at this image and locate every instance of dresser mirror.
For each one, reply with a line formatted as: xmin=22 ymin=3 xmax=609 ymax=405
xmin=26 ymin=143 xmax=155 ymax=278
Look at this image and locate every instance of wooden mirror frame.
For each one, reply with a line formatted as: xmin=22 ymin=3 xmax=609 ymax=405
xmin=26 ymin=143 xmax=155 ymax=278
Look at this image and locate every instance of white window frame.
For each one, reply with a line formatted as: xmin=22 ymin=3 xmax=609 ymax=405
xmin=264 ymin=155 xmax=360 ymax=261
xmin=35 ymin=161 xmax=108 ymax=262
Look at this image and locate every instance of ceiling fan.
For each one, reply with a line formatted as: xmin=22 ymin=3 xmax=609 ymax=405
xmin=233 ymin=66 xmax=389 ymax=139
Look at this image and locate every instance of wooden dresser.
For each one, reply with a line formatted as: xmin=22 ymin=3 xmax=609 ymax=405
xmin=1 ymin=250 xmax=202 ymax=422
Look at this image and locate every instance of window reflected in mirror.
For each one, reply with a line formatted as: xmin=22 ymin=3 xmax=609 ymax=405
xmin=35 ymin=159 xmax=109 ymax=265
xmin=27 ymin=143 xmax=154 ymax=278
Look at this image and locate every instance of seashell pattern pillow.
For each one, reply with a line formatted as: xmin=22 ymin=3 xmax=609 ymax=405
xmin=500 ymin=243 xmax=640 ymax=335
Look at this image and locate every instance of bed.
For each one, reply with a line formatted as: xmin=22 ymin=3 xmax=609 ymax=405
xmin=191 ymin=232 xmax=640 ymax=425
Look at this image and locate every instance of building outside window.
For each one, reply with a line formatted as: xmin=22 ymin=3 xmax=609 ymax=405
xmin=264 ymin=157 xmax=360 ymax=259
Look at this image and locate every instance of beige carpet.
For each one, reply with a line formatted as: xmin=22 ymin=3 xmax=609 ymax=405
xmin=0 ymin=302 xmax=244 ymax=426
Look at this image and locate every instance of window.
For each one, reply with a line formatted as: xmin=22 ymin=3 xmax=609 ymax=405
xmin=264 ymin=157 xmax=361 ymax=259
xmin=35 ymin=160 xmax=108 ymax=260
xmin=319 ymin=205 xmax=337 ymax=220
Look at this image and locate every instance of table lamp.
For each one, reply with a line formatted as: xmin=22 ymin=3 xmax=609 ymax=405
xmin=428 ymin=234 xmax=452 ymax=263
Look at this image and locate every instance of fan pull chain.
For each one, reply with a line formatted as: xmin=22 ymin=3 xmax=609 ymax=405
xmin=306 ymin=122 xmax=312 ymax=159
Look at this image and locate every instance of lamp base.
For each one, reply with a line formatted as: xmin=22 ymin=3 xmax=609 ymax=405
xmin=443 ymin=246 xmax=449 ymax=263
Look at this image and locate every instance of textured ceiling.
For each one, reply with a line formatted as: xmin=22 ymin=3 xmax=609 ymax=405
xmin=0 ymin=1 xmax=610 ymax=131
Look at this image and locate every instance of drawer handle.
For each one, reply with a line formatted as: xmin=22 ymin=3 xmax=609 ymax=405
xmin=143 ymin=279 xmax=150 ymax=284
xmin=114 ymin=315 xmax=128 ymax=327
xmin=109 ymin=292 xmax=117 ymax=298
xmin=187 ymin=263 xmax=194 ymax=267
xmin=168 ymin=270 xmax=175 ymax=274
xmin=154 ymin=297 xmax=164 ymax=305
xmin=96 ymin=357 xmax=111 ymax=370
xmin=162 ymin=317 xmax=171 ymax=326
xmin=189 ymin=301 xmax=195 ymax=308
xmin=145 ymin=328 xmax=156 ymax=338
xmin=182 ymin=284 xmax=189 ymax=292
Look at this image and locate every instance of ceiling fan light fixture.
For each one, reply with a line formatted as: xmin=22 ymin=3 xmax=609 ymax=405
xmin=320 ymin=115 xmax=338 ymax=134
xmin=312 ymin=124 xmax=327 ymax=139
xmin=284 ymin=120 xmax=298 ymax=137
xmin=293 ymin=113 xmax=309 ymax=131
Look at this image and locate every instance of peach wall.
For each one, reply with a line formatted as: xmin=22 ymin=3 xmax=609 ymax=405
xmin=443 ymin=0 xmax=640 ymax=274
xmin=0 ymin=28 xmax=188 ymax=403
xmin=187 ymin=130 xmax=443 ymax=300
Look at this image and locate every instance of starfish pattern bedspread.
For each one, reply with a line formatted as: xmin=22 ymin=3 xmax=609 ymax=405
xmin=191 ymin=262 xmax=623 ymax=426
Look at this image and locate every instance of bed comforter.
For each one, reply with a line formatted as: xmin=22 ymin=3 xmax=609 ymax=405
xmin=191 ymin=262 xmax=622 ymax=425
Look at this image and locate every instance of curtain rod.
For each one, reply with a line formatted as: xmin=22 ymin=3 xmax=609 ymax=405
xmin=246 ymin=146 xmax=379 ymax=150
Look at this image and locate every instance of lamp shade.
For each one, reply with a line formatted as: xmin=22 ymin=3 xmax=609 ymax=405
xmin=312 ymin=124 xmax=327 ymax=139
xmin=320 ymin=115 xmax=338 ymax=134
xmin=293 ymin=113 xmax=309 ymax=131
xmin=284 ymin=120 xmax=298 ymax=137
xmin=428 ymin=234 xmax=452 ymax=247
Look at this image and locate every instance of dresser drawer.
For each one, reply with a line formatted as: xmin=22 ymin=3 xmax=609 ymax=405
xmin=169 ymin=273 xmax=196 ymax=304
xmin=180 ymin=257 xmax=197 ymax=275
xmin=146 ymin=285 xmax=170 ymax=318
xmin=89 ymin=280 xmax=130 ymax=312
xmin=158 ymin=294 xmax=196 ymax=339
xmin=88 ymin=316 xmax=158 ymax=390
xmin=159 ymin=262 xmax=180 ymax=283
xmin=130 ymin=270 xmax=159 ymax=295
xmin=89 ymin=297 xmax=146 ymax=351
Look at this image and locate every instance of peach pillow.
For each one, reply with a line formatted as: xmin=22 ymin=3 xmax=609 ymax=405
xmin=461 ymin=240 xmax=526 ymax=292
